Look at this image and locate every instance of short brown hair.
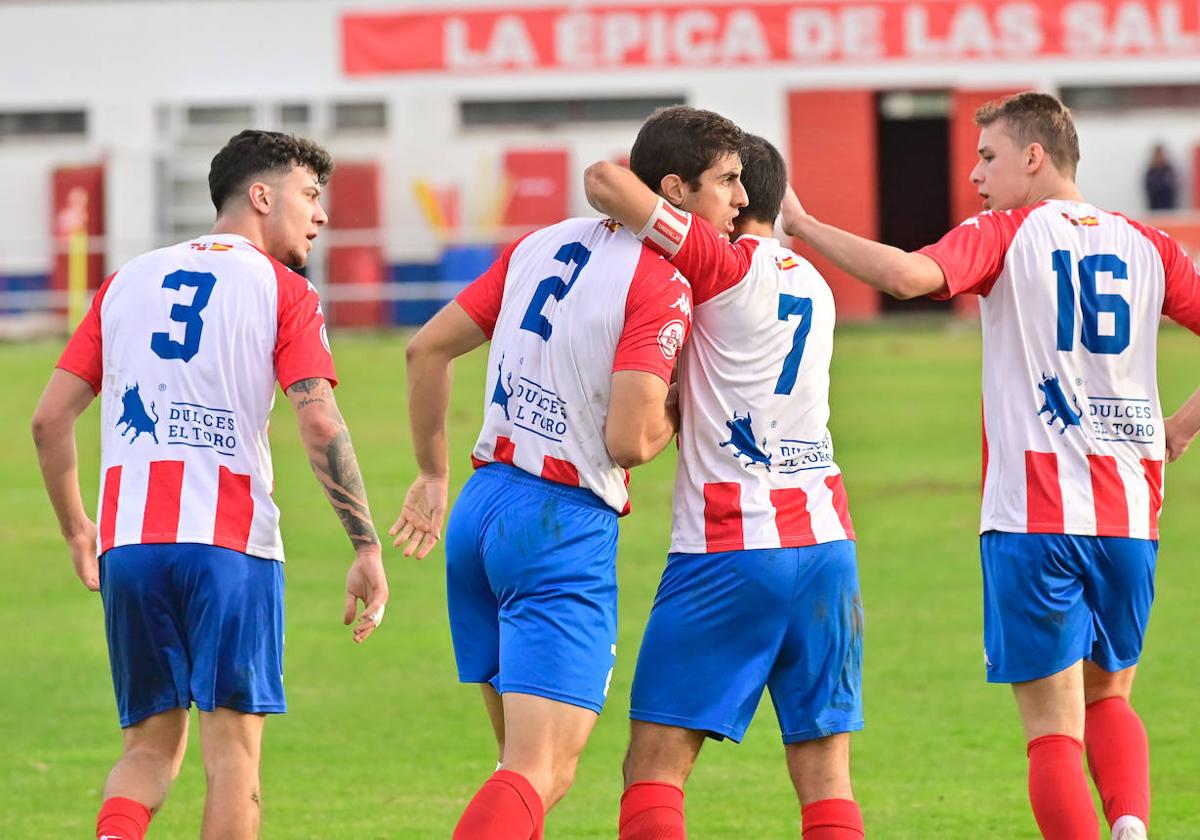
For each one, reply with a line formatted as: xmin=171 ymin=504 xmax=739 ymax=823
xmin=630 ymin=105 xmax=744 ymax=192
xmin=209 ymin=130 xmax=334 ymax=213
xmin=975 ymin=92 xmax=1079 ymax=178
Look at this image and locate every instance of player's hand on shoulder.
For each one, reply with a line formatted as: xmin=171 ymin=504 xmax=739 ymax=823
xmin=66 ymin=519 xmax=99 ymax=592
xmin=389 ymin=474 xmax=449 ymax=559
xmin=345 ymin=543 xmax=388 ymax=644
xmin=780 ymin=185 xmax=810 ymax=237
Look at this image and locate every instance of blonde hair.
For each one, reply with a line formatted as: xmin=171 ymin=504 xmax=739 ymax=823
xmin=975 ymin=92 xmax=1079 ymax=178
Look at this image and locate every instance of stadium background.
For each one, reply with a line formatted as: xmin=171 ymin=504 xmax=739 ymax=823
xmin=2 ymin=0 xmax=1198 ymax=836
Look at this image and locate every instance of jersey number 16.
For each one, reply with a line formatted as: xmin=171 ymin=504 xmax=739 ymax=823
xmin=1053 ymin=251 xmax=1130 ymax=355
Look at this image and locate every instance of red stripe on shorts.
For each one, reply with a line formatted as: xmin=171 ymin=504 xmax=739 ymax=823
xmin=1141 ymin=458 xmax=1163 ymax=539
xmin=141 ymin=460 xmax=184 ymax=543
xmin=100 ymin=465 xmax=122 ymax=553
xmin=703 ymin=482 xmax=744 ymax=552
xmin=214 ymin=466 xmax=254 ymax=553
xmin=1088 ymin=454 xmax=1129 ymax=537
xmin=770 ymin=487 xmax=817 ymax=547
xmin=1025 ymin=451 xmax=1064 ymax=533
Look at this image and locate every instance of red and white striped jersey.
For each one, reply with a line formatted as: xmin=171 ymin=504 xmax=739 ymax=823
xmin=639 ymin=201 xmax=854 ymax=553
xmin=457 ymin=217 xmax=691 ymax=514
xmin=921 ymin=200 xmax=1200 ymax=539
xmin=57 ymin=234 xmax=336 ymax=561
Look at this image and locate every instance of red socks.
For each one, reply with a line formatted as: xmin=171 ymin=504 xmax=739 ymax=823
xmin=96 ymin=797 xmax=151 ymax=840
xmin=1027 ymin=734 xmax=1099 ymax=839
xmin=619 ymin=782 xmax=686 ymax=840
xmin=453 ymin=769 xmax=545 ymax=840
xmin=1086 ymin=696 xmax=1151 ymax=829
xmin=801 ymin=798 xmax=865 ymax=839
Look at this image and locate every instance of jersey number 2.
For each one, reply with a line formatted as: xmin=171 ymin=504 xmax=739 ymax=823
xmin=774 ymin=294 xmax=813 ymax=395
xmin=150 ymin=270 xmax=217 ymax=362
xmin=520 ymin=242 xmax=592 ymax=341
xmin=1053 ymin=250 xmax=1130 ymax=355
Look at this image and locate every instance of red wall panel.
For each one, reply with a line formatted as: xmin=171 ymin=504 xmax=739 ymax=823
xmin=788 ymin=90 xmax=879 ymax=320
xmin=502 ymin=149 xmax=568 ymax=228
xmin=327 ymin=161 xmax=383 ymax=327
xmin=51 ymin=165 xmax=106 ymax=303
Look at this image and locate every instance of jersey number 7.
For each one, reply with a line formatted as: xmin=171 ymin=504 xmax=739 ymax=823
xmin=774 ymin=293 xmax=813 ymax=395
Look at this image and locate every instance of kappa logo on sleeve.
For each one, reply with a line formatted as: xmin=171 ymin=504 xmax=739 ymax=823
xmin=657 ymin=319 xmax=686 ymax=360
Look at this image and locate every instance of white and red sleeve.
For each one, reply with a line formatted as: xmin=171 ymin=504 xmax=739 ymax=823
xmin=56 ymin=272 xmax=116 ymax=394
xmin=635 ymin=198 xmax=759 ymax=304
xmin=456 ymin=234 xmax=529 ymax=338
xmin=919 ymin=208 xmax=1031 ymax=300
xmin=1120 ymin=215 xmax=1200 ymax=335
xmin=274 ymin=262 xmax=337 ymax=391
xmin=613 ymin=247 xmax=693 ymax=383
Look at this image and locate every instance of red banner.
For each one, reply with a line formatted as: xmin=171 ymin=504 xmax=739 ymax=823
xmin=343 ymin=1 xmax=1200 ymax=75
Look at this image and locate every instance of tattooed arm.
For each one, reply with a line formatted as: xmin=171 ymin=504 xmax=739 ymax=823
xmin=286 ymin=377 xmax=388 ymax=643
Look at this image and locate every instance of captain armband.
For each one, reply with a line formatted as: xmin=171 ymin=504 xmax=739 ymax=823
xmin=636 ymin=197 xmax=692 ymax=259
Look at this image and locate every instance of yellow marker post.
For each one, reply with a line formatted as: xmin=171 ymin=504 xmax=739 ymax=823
xmin=66 ymin=225 xmax=88 ymax=329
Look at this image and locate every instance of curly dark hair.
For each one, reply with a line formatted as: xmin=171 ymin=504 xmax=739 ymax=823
xmin=208 ymin=130 xmax=334 ymax=213
xmin=629 ymin=106 xmax=744 ymax=192
xmin=975 ymin=92 xmax=1079 ymax=178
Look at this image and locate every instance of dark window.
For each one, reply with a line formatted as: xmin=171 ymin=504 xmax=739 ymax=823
xmin=186 ymin=105 xmax=254 ymax=127
xmin=1062 ymin=85 xmax=1200 ymax=111
xmin=333 ymin=102 xmax=387 ymax=131
xmin=461 ymin=96 xmax=684 ymax=128
xmin=0 ymin=109 xmax=86 ymax=139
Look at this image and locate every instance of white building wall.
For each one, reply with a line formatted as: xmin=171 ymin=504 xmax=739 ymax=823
xmin=1 ymin=0 xmax=1198 ymax=278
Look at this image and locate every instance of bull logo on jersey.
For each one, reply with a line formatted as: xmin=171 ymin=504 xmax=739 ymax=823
xmin=720 ymin=412 xmax=772 ymax=471
xmin=116 ymin=383 xmax=160 ymax=444
xmin=1037 ymin=372 xmax=1083 ymax=434
xmin=490 ymin=354 xmax=515 ymax=421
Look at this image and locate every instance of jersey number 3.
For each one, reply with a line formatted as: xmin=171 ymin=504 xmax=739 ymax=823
xmin=150 ymin=270 xmax=217 ymax=362
xmin=520 ymin=242 xmax=592 ymax=341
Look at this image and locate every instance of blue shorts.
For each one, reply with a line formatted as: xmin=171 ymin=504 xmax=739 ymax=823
xmin=630 ymin=540 xmax=863 ymax=744
xmin=980 ymin=531 xmax=1157 ymax=683
xmin=100 ymin=543 xmax=285 ymax=728
xmin=444 ymin=463 xmax=619 ymax=714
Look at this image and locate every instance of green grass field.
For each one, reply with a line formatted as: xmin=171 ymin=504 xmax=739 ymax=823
xmin=3 ymin=324 xmax=1197 ymax=838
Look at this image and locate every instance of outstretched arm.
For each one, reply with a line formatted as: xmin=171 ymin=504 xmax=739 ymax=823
xmin=781 ymin=186 xmax=948 ymax=299
xmin=1166 ymin=386 xmax=1200 ymax=462
xmin=583 ymin=161 xmax=659 ymax=232
xmin=391 ymin=302 xmax=489 ymax=558
xmin=286 ymin=377 xmax=387 ymax=643
xmin=32 ymin=369 xmax=100 ymax=591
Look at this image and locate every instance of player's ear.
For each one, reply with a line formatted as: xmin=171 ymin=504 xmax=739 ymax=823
xmin=1025 ymin=143 xmax=1045 ymax=173
xmin=660 ymin=173 xmax=687 ymax=206
xmin=248 ymin=181 xmax=271 ymax=215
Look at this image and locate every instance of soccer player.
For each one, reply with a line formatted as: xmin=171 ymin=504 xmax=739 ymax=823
xmin=390 ymin=107 xmax=745 ymax=839
xmin=31 ymin=130 xmax=388 ymax=840
xmin=782 ymin=92 xmax=1200 ymax=840
xmin=585 ymin=128 xmax=864 ymax=839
